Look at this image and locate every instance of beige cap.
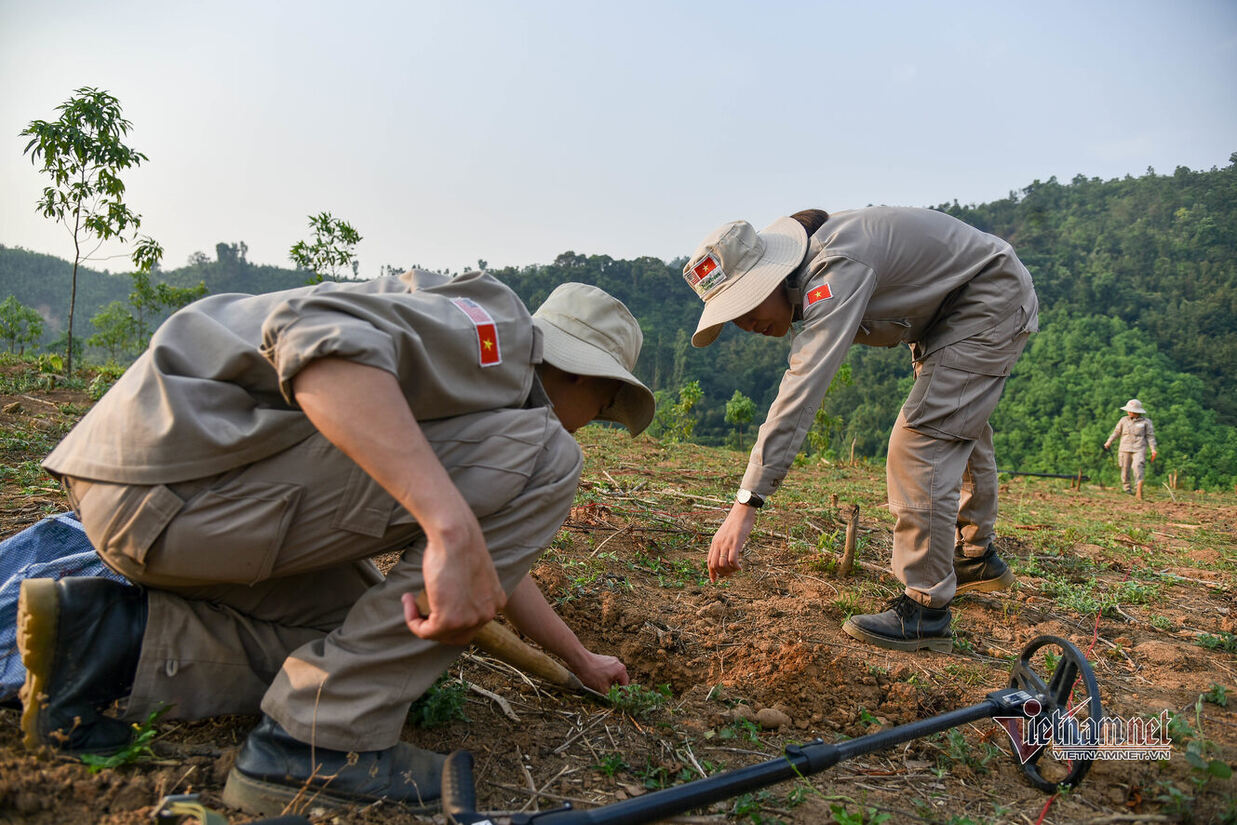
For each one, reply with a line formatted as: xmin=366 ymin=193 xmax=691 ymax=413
xmin=1120 ymin=399 xmax=1147 ymax=414
xmin=682 ymin=216 xmax=807 ymax=347
xmin=532 ymin=283 xmax=655 ymax=436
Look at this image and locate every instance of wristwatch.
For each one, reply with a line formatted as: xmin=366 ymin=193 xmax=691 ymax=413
xmin=736 ymin=489 xmax=765 ymax=509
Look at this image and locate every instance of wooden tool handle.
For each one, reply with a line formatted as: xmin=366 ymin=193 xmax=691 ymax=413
xmin=413 ymin=592 xmax=578 ymax=689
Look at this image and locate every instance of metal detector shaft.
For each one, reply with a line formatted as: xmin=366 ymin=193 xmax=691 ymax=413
xmin=445 ymin=687 xmax=1033 ymax=825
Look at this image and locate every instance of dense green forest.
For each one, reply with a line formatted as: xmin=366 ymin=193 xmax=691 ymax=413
xmin=3 ymin=157 xmax=1235 ymax=488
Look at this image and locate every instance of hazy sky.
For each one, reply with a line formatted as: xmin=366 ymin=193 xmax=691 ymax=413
xmin=2 ymin=0 xmax=1234 ymax=277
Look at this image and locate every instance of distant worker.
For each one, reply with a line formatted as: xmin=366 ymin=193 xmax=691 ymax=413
xmin=1104 ymin=399 xmax=1157 ymax=499
xmin=678 ymin=206 xmax=1037 ymax=654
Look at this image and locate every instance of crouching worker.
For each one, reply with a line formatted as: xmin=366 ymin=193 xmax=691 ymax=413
xmin=680 ymin=207 xmax=1037 ymax=653
xmin=19 ymin=272 xmax=654 ymax=816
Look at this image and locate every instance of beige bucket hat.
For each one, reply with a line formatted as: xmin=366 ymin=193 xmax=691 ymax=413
xmin=532 ymin=282 xmax=655 ymax=436
xmin=682 ymin=216 xmax=808 ymax=347
xmin=1120 ymin=399 xmax=1147 ymax=414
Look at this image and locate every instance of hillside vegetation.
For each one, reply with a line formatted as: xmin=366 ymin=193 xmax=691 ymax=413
xmin=3 ymin=156 xmax=1236 ymax=488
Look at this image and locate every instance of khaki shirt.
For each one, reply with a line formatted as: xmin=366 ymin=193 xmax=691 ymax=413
xmin=45 ymin=270 xmax=543 ymax=485
xmin=742 ymin=207 xmax=1038 ymax=496
xmin=1106 ymin=416 xmax=1156 ymax=455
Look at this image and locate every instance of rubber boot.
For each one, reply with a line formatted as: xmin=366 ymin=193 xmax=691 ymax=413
xmin=18 ymin=577 xmax=147 ymax=753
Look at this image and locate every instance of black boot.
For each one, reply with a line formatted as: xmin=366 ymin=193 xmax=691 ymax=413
xmin=223 ymin=715 xmax=446 ymax=816
xmin=954 ymin=544 xmax=1016 ymax=594
xmin=18 ymin=577 xmax=147 ymax=753
xmin=842 ymin=595 xmax=953 ymax=652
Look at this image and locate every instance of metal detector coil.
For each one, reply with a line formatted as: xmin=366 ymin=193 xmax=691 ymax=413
xmin=440 ymin=634 xmax=1104 ymax=825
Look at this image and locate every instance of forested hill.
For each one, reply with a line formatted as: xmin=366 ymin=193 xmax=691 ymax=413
xmin=3 ymin=157 xmax=1236 ymax=487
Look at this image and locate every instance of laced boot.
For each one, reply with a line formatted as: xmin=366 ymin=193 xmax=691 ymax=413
xmin=18 ymin=577 xmax=147 ymax=753
xmin=842 ymin=595 xmax=952 ymax=652
xmin=224 ymin=715 xmax=446 ymax=816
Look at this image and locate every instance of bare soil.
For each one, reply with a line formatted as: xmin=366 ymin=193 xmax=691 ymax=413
xmin=1 ymin=367 xmax=1234 ymax=824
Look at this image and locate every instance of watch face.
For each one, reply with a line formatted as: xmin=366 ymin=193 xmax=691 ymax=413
xmin=737 ymin=490 xmax=751 ymax=504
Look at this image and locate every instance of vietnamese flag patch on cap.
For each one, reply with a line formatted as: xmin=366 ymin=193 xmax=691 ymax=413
xmin=805 ymin=283 xmax=832 ymax=308
xmin=684 ymin=254 xmax=727 ymax=298
xmin=451 ymin=297 xmax=502 ymax=366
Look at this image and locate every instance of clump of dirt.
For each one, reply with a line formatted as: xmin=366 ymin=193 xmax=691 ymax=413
xmin=1 ymin=366 xmax=1235 ymax=824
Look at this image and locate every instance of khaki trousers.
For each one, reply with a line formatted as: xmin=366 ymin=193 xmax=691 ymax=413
xmin=1118 ymin=450 xmax=1146 ymax=491
xmin=887 ymin=308 xmax=1031 ymax=607
xmin=65 ymin=406 xmax=581 ymax=751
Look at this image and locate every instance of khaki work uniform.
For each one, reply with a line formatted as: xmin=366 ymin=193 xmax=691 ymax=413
xmin=1105 ymin=416 xmax=1157 ymax=491
xmin=43 ymin=270 xmax=582 ymax=751
xmin=743 ymin=207 xmax=1038 ymax=607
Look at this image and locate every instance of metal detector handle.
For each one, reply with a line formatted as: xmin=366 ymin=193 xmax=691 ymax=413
xmin=443 ymin=750 xmax=485 ymax=825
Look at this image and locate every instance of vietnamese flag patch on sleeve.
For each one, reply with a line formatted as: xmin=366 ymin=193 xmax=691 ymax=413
xmin=450 ymin=297 xmax=503 ymax=366
xmin=805 ymin=283 xmax=833 ymax=308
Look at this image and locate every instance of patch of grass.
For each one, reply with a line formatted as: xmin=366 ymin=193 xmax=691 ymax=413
xmin=829 ymin=802 xmax=890 ymax=825
xmin=1150 ymin=614 xmax=1175 ymax=631
xmin=593 ymin=752 xmax=627 ymax=776
xmin=629 ymin=549 xmax=707 ymax=589
xmin=407 ymin=674 xmax=468 ymax=727
xmin=732 ymin=789 xmax=787 ymax=824
xmin=1196 ymin=632 xmax=1237 ymax=654
xmin=608 ymin=682 xmax=673 ymax=719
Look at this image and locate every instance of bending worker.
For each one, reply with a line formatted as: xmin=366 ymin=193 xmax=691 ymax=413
xmin=680 ymin=207 xmax=1037 ymax=653
xmin=1104 ymin=398 xmax=1158 ymax=498
xmin=19 ymin=272 xmax=654 ymax=817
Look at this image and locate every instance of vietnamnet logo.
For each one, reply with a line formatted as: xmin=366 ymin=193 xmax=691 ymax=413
xmin=995 ymin=696 xmax=1173 ymax=762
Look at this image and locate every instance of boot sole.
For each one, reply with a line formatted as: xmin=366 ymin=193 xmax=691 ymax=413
xmin=954 ymin=568 xmax=1016 ymax=594
xmin=17 ymin=579 xmax=59 ymax=750
xmin=841 ymin=619 xmax=953 ymax=653
xmin=222 ymin=768 xmax=440 ymax=818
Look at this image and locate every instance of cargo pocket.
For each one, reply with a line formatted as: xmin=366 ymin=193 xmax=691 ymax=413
xmin=332 ymin=464 xmax=398 ymax=538
xmin=902 ymin=315 xmax=1027 ymax=440
xmin=91 ymin=483 xmax=185 ymax=570
xmin=155 ymin=479 xmax=303 ymax=585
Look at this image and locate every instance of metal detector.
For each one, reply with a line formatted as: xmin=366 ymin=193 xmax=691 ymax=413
xmin=440 ymin=634 xmax=1104 ymax=825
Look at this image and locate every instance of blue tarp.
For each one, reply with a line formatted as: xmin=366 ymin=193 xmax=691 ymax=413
xmin=0 ymin=513 xmax=131 ymax=702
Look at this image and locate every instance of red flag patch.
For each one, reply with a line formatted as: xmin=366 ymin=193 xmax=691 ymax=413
xmin=451 ymin=297 xmax=502 ymax=366
xmin=805 ymin=283 xmax=832 ymax=308
xmin=684 ymin=254 xmax=726 ymax=297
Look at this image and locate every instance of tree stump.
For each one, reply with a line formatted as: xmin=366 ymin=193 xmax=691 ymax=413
xmin=837 ymin=504 xmax=859 ymax=578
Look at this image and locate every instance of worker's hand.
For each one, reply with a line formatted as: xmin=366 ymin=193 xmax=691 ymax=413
xmin=708 ymin=502 xmax=759 ymax=582
xmin=1102 ymin=444 xmax=1110 ymax=452
xmin=571 ymin=650 xmax=629 ymax=693
xmin=404 ymin=510 xmax=506 ymax=646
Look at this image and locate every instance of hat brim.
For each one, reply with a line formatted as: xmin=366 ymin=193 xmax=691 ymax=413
xmin=690 ymin=216 xmax=808 ymax=347
xmin=534 ymin=318 xmax=656 ymax=436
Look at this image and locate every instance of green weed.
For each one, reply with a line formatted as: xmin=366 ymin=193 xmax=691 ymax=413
xmin=79 ymin=707 xmax=167 ymax=773
xmin=407 ymin=674 xmax=468 ymax=727
xmin=608 ymin=683 xmax=673 ymax=719
xmin=829 ymin=802 xmax=890 ymax=825
xmin=1203 ymin=684 xmax=1228 ymax=707
xmin=593 ymin=753 xmax=627 ymax=776
xmin=731 ymin=790 xmax=786 ymax=824
xmin=1196 ymin=632 xmax=1237 ymax=654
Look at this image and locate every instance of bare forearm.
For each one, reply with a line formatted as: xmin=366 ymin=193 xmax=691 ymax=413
xmin=292 ymin=357 xmax=473 ymax=535
xmin=295 ymin=357 xmax=505 ymax=643
xmin=502 ymin=575 xmax=590 ymax=669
